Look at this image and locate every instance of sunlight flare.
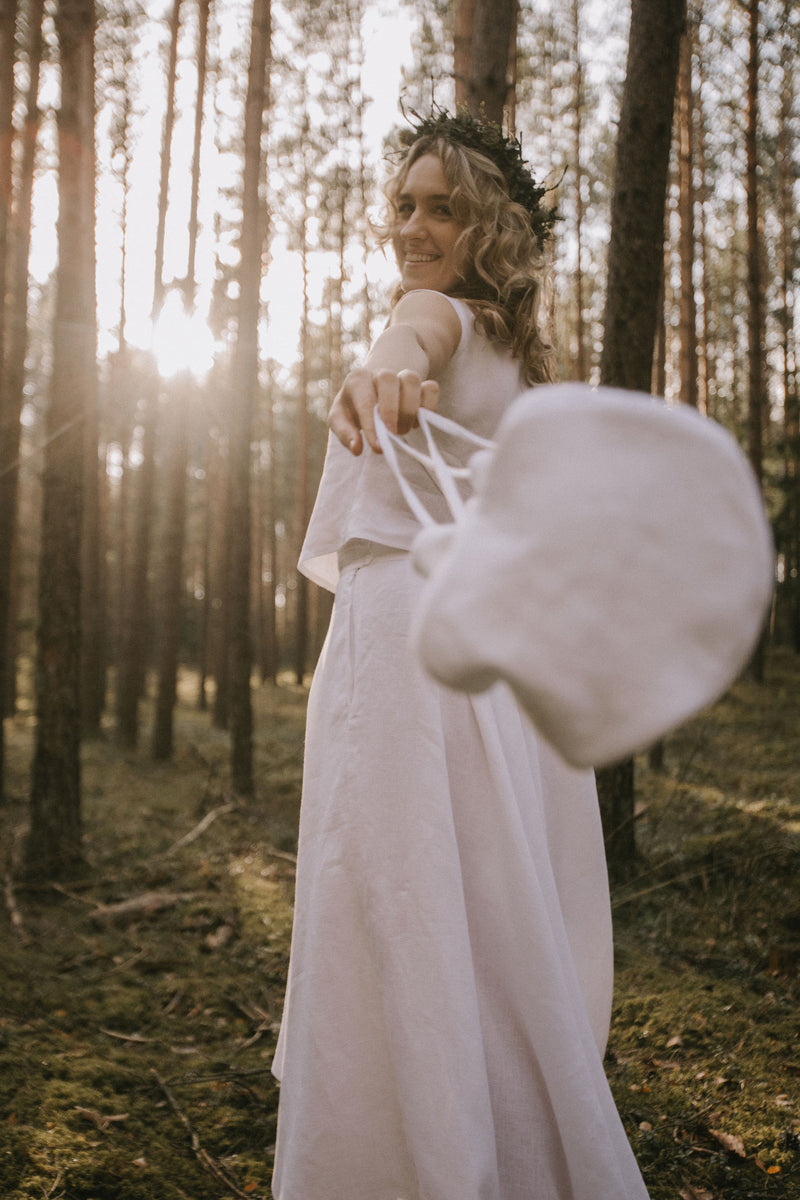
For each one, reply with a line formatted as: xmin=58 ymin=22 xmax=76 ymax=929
xmin=152 ymin=291 xmax=215 ymax=380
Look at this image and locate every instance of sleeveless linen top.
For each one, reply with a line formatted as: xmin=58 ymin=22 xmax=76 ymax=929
xmin=299 ymin=293 xmax=527 ymax=592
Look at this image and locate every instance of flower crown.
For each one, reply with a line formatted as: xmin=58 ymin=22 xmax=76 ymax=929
xmin=397 ymin=108 xmax=557 ymax=249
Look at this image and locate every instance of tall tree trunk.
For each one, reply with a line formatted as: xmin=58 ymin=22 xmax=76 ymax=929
xmin=228 ymin=0 xmax=270 ymax=795
xmin=196 ymin=436 xmax=214 ymax=708
xmin=80 ymin=93 xmax=103 ymax=735
xmin=185 ymin=0 xmax=210 ymax=303
xmin=294 ymin=190 xmax=311 ymax=687
xmin=694 ymin=50 xmax=713 ymax=417
xmin=571 ymin=0 xmax=587 ymax=381
xmin=453 ymin=0 xmax=474 ymax=111
xmin=152 ymin=0 xmax=181 ymax=321
xmin=745 ymin=0 xmax=766 ymax=680
xmin=597 ymin=0 xmax=685 ymax=881
xmin=151 ymin=389 xmax=189 ymax=760
xmin=0 ymin=0 xmax=17 ymax=376
xmin=212 ymin=428 xmax=231 ymax=729
xmin=261 ymin=377 xmax=278 ymax=684
xmin=456 ymin=0 xmax=516 ymax=126
xmin=116 ymin=376 xmax=157 ymax=746
xmin=778 ymin=0 xmax=799 ymax=651
xmin=151 ymin=0 xmax=213 ymax=759
xmin=0 ymin=0 xmax=42 ymax=794
xmin=116 ymin=0 xmax=182 ymax=745
xmin=108 ymin=18 xmax=138 ymax=715
xmin=27 ymin=0 xmax=96 ymax=877
xmin=677 ymin=22 xmax=698 ymax=409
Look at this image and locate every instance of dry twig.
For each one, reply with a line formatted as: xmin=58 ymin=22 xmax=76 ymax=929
xmin=162 ymin=800 xmax=239 ymax=857
xmin=150 ymin=1068 xmax=265 ymax=1199
xmin=90 ymin=891 xmax=195 ymax=924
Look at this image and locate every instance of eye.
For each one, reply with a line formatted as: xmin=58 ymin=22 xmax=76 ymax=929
xmin=396 ymin=201 xmax=414 ymax=218
xmin=434 ymin=203 xmax=454 ymax=218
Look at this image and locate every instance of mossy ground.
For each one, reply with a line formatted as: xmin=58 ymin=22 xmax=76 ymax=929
xmin=1 ymin=652 xmax=798 ymax=1199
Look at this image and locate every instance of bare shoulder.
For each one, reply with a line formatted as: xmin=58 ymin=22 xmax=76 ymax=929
xmin=391 ymin=289 xmax=463 ymax=341
xmin=390 ymin=290 xmax=463 ymax=373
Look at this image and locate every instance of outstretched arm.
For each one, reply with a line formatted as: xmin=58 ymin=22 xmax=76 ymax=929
xmin=328 ymin=290 xmax=462 ymax=455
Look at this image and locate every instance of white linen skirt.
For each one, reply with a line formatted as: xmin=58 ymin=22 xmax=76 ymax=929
xmin=272 ymin=541 xmax=650 ymax=1200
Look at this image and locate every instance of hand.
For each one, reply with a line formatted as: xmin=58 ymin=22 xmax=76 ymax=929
xmin=329 ymin=367 xmax=439 ymax=455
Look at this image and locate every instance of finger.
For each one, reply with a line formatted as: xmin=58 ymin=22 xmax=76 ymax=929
xmin=357 ymin=396 xmax=381 ymax=454
xmin=347 ymin=371 xmax=383 ymax=453
xmin=396 ymin=370 xmax=422 ymax=435
xmin=374 ymin=370 xmax=401 ymax=444
xmin=329 ymin=370 xmax=375 ymax=455
xmin=419 ymin=380 xmax=439 ymax=412
xmin=328 ymin=396 xmax=364 ymax=455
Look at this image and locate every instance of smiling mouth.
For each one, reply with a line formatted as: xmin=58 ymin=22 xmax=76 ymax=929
xmin=405 ymin=253 xmax=439 ymax=263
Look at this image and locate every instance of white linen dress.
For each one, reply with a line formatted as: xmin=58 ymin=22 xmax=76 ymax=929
xmin=272 ymin=295 xmax=650 ymax=1200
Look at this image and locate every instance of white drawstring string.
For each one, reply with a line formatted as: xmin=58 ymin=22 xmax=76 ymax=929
xmin=373 ymin=407 xmax=494 ymax=528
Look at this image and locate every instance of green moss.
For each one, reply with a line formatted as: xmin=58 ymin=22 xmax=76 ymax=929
xmin=607 ymin=649 xmax=800 ymax=1198
xmin=2 ymin=655 xmax=799 ymax=1198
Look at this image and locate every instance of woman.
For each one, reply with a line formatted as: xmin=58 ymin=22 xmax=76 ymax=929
xmin=272 ymin=112 xmax=650 ymax=1200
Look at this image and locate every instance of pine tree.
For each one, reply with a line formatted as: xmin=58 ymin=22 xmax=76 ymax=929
xmin=0 ymin=0 xmax=43 ymax=796
xmin=27 ymin=0 xmax=97 ymax=877
xmin=597 ymin=0 xmax=685 ymax=878
xmin=227 ymin=0 xmax=271 ymax=794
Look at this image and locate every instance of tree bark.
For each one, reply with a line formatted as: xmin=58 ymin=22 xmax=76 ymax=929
xmin=27 ymin=0 xmax=96 ymax=877
xmin=0 ymin=0 xmax=42 ymax=794
xmin=152 ymin=0 xmax=181 ymax=321
xmin=677 ymin=22 xmax=698 ymax=409
xmin=116 ymin=0 xmax=182 ymax=745
xmin=185 ymin=0 xmax=210 ymax=303
xmin=453 ymin=0 xmax=474 ymax=111
xmin=116 ymin=375 xmax=157 ymax=746
xmin=294 ymin=191 xmax=311 ymax=687
xmin=571 ymin=0 xmax=587 ymax=381
xmin=456 ymin=0 xmax=516 ymax=126
xmin=151 ymin=387 xmax=189 ymax=761
xmin=80 ymin=109 xmax=103 ymax=735
xmin=0 ymin=0 xmax=17 ymax=377
xmin=598 ymin=0 xmax=685 ymax=880
xmin=227 ymin=0 xmax=271 ymax=794
xmin=777 ymin=0 xmax=799 ymax=651
xmin=745 ymin=0 xmax=766 ymax=682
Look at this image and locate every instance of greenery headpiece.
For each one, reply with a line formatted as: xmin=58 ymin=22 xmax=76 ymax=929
xmin=397 ymin=108 xmax=557 ymax=249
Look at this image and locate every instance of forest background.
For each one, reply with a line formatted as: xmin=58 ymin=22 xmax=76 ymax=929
xmin=0 ymin=0 xmax=799 ymax=1195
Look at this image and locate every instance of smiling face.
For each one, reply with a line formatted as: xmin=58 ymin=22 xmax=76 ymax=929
xmin=392 ymin=154 xmax=467 ymax=295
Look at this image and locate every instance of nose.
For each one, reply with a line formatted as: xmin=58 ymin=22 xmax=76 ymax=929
xmin=400 ymin=208 xmax=426 ymax=239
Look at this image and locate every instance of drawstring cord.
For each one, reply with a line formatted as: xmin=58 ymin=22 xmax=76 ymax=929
xmin=373 ymin=407 xmax=494 ymax=529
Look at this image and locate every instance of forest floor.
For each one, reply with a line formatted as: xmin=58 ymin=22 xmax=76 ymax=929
xmin=0 ymin=649 xmax=799 ymax=1200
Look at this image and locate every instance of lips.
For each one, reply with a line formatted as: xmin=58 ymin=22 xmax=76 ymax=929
xmin=405 ymin=253 xmax=439 ymax=263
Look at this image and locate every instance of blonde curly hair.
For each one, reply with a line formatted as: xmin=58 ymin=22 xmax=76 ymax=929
xmin=382 ymin=135 xmax=556 ymax=386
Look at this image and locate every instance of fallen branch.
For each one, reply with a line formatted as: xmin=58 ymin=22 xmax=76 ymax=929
xmin=74 ymin=1106 xmax=130 ymax=1132
xmin=90 ymin=891 xmax=195 ymax=925
xmin=164 ymin=1066 xmax=274 ymax=1086
xmin=43 ymin=1169 xmax=64 ymax=1199
xmin=265 ymin=846 xmax=297 ymax=866
xmin=161 ymin=800 xmax=239 ymax=857
xmin=150 ymin=1068 xmax=264 ymax=1199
